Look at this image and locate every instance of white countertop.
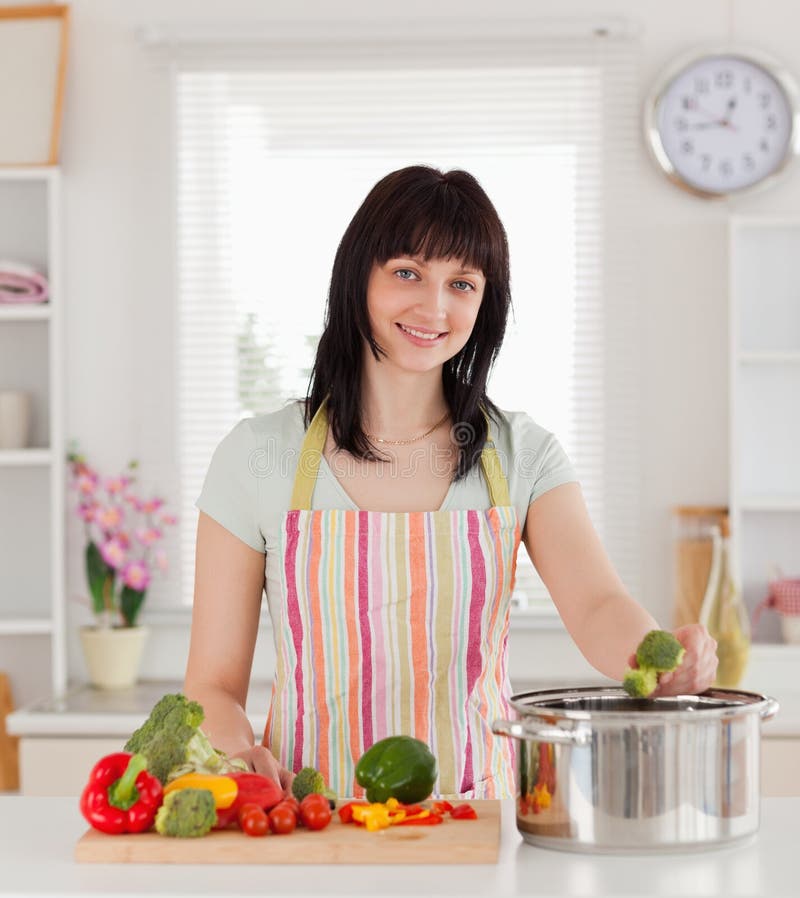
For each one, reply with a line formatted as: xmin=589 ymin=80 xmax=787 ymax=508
xmin=0 ymin=796 xmax=796 ymax=898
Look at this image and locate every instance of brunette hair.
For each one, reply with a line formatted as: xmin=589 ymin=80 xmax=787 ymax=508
xmin=303 ymin=164 xmax=512 ymax=481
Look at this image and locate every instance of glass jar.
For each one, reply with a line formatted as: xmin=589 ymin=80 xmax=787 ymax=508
xmin=699 ymin=516 xmax=751 ymax=688
xmin=672 ymin=506 xmax=728 ymax=628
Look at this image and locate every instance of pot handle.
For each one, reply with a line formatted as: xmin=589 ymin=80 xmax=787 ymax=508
xmin=492 ymin=718 xmax=591 ymax=746
xmin=760 ymin=697 xmax=780 ymax=722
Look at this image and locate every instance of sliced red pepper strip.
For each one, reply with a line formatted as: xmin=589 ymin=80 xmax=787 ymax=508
xmin=394 ymin=812 xmax=444 ymax=826
xmin=450 ymin=802 xmax=478 ymax=820
xmin=432 ymin=800 xmax=454 ymax=815
xmin=338 ymin=801 xmax=369 ymax=824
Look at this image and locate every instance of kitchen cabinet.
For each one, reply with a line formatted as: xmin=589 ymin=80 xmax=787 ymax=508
xmin=729 ymin=217 xmax=800 ymax=645
xmin=0 ymin=168 xmax=66 ymax=707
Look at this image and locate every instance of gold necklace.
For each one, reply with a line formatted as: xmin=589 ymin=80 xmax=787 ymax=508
xmin=365 ymin=410 xmax=450 ymax=446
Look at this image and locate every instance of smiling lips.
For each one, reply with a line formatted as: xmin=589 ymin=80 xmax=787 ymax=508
xmin=397 ymin=322 xmax=448 ymax=342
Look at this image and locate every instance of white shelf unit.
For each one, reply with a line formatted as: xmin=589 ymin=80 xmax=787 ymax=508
xmin=0 ymin=167 xmax=65 ymax=700
xmin=730 ymin=216 xmax=800 ymax=645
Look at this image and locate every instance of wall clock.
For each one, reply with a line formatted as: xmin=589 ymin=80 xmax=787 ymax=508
xmin=644 ymin=48 xmax=800 ymax=199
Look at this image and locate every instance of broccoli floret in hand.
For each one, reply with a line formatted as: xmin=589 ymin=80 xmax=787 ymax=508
xmin=154 ymin=788 xmax=217 ymax=838
xmin=124 ymin=693 xmax=248 ymax=785
xmin=292 ymin=766 xmax=336 ymax=804
xmin=636 ymin=630 xmax=686 ymax=672
xmin=622 ymin=630 xmax=686 ymax=698
xmin=622 ymin=667 xmax=658 ymax=699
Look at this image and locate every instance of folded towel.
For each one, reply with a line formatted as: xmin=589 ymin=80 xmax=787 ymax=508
xmin=0 ymin=260 xmax=49 ymax=304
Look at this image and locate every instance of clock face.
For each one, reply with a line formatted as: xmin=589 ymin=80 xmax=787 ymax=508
xmin=651 ymin=54 xmax=797 ymax=196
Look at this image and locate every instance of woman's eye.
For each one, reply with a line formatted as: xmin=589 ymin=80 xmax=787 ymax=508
xmin=395 ymin=268 xmax=417 ymax=280
xmin=394 ymin=269 xmax=475 ymax=292
xmin=453 ymin=280 xmax=474 ymax=292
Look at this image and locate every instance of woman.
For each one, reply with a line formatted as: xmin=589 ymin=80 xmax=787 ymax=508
xmin=185 ymin=165 xmax=718 ymax=799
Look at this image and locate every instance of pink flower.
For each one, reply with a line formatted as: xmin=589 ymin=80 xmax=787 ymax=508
xmin=124 ymin=494 xmax=144 ymax=512
xmin=77 ymin=473 xmax=98 ymax=496
xmin=159 ymin=513 xmax=178 ymax=526
xmin=154 ymin=549 xmax=169 ymax=572
xmin=104 ymin=476 xmax=131 ymax=495
xmin=78 ymin=502 xmax=99 ymax=523
xmin=121 ymin=560 xmax=151 ymax=592
xmin=115 ymin=530 xmax=132 ymax=550
xmin=136 ymin=527 xmax=163 ymax=546
xmin=100 ymin=536 xmax=127 ymax=571
xmin=96 ymin=505 xmax=124 ymax=531
xmin=142 ymin=497 xmax=165 ymax=514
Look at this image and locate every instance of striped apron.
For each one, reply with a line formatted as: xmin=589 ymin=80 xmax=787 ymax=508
xmin=263 ymin=399 xmax=521 ymax=799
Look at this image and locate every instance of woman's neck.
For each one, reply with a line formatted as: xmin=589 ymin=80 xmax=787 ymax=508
xmin=359 ymin=365 xmax=448 ymax=441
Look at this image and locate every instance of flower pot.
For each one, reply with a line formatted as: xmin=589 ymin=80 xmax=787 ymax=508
xmin=79 ymin=625 xmax=149 ymax=689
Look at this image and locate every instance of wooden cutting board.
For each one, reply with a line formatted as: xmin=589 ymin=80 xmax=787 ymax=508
xmin=75 ymin=799 xmax=501 ymax=864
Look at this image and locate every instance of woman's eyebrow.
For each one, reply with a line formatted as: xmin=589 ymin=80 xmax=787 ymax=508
xmin=392 ymin=255 xmax=484 ymax=277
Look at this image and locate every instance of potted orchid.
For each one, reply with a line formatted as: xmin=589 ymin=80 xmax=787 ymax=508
xmin=67 ymin=445 xmax=178 ymax=688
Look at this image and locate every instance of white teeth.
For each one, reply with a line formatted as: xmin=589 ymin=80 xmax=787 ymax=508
xmin=399 ymin=323 xmax=444 ymax=340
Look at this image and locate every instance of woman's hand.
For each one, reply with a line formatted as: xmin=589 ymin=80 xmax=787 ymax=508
xmin=628 ymin=624 xmax=718 ymax=697
xmin=231 ymin=745 xmax=296 ymax=797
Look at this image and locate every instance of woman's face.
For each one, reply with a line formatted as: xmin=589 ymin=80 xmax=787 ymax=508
xmin=365 ymin=254 xmax=485 ymax=374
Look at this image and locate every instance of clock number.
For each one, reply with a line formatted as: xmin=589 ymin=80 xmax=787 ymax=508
xmin=719 ymin=159 xmax=733 ymax=177
xmin=675 ymin=117 xmax=689 ymax=132
xmin=759 ymin=92 xmax=771 ymax=109
xmin=681 ymin=96 xmax=695 ymax=111
xmin=760 ymin=138 xmax=770 ymax=153
xmin=700 ymin=154 xmax=712 ymax=171
xmin=681 ymin=140 xmax=694 ymax=154
xmin=715 ymin=70 xmax=734 ymax=89
xmin=743 ymin=77 xmax=752 ymax=94
xmin=695 ymin=77 xmax=710 ymax=94
xmin=742 ymin=153 xmax=756 ymax=170
xmin=766 ymin=113 xmax=778 ymax=130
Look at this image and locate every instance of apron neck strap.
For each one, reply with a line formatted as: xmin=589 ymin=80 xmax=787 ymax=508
xmin=289 ymin=399 xmax=511 ymax=510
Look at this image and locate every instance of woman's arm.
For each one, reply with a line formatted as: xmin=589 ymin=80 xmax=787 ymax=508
xmin=523 ymin=482 xmax=717 ymax=692
xmin=184 ymin=512 xmax=293 ymax=791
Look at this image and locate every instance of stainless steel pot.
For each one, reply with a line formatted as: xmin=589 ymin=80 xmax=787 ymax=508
xmin=492 ymin=687 xmax=779 ymax=853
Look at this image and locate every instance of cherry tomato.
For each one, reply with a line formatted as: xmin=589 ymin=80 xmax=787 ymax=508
xmin=276 ymin=796 xmax=300 ymax=816
xmin=268 ymin=803 xmax=297 ymax=835
xmin=239 ymin=805 xmax=269 ymax=837
xmin=299 ymin=793 xmax=332 ymax=831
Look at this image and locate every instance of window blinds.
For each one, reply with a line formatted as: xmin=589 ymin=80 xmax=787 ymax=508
xmin=163 ymin=24 xmax=642 ymax=621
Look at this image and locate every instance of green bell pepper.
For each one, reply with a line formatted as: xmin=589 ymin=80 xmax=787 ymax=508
xmin=355 ymin=736 xmax=438 ymax=804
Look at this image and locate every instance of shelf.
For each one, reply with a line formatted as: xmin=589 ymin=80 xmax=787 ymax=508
xmin=0 ymin=618 xmax=52 ymax=636
xmin=0 ymin=166 xmax=59 ymax=182
xmin=738 ymin=351 xmax=800 ymax=364
xmin=740 ymin=497 xmax=800 ymax=512
xmin=0 ymin=449 xmax=52 ymax=466
xmin=0 ymin=305 xmax=51 ymax=322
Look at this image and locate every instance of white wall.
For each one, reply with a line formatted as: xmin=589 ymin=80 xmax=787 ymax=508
xmin=5 ymin=0 xmax=800 ymax=699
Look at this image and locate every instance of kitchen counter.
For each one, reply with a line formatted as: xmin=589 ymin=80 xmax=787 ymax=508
xmin=0 ymin=796 xmax=796 ymax=898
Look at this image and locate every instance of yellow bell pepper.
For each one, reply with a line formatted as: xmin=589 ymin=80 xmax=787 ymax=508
xmin=162 ymin=772 xmax=238 ymax=809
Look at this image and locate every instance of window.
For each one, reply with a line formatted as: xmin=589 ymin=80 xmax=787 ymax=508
xmin=162 ymin=24 xmax=642 ymax=621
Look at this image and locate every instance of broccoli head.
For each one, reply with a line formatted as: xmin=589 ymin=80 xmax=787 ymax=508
xmin=636 ymin=630 xmax=686 ymax=672
xmin=124 ymin=693 xmax=248 ymax=785
xmin=622 ymin=630 xmax=686 ymax=698
xmin=622 ymin=667 xmax=658 ymax=699
xmin=154 ymin=788 xmax=217 ymax=838
xmin=292 ymin=766 xmax=328 ymax=803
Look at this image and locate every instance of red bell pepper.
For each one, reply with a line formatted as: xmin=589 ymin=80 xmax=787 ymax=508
xmin=214 ymin=771 xmax=283 ymax=828
xmin=79 ymin=752 xmax=162 ymax=835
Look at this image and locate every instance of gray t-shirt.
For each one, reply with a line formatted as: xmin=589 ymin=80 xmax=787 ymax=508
xmin=196 ymin=399 xmax=578 ymax=622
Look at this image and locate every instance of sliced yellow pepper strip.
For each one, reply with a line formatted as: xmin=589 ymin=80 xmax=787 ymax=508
xmin=351 ymin=802 xmax=393 ymax=831
xmin=163 ymin=772 xmax=238 ymax=809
